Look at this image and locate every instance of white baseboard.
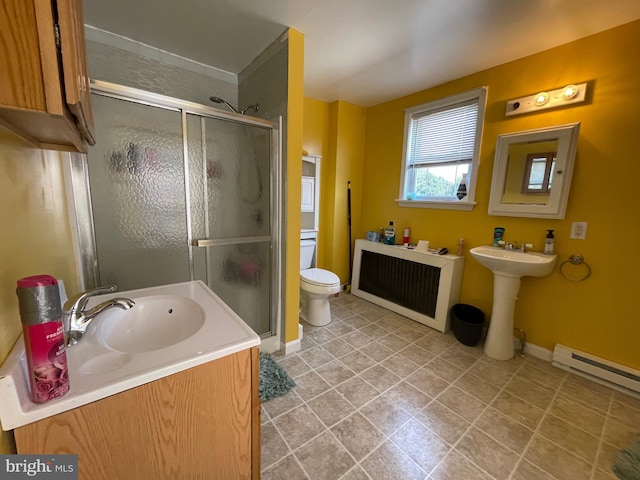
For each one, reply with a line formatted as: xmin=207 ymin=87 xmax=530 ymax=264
xmin=513 ymin=338 xmax=553 ymax=362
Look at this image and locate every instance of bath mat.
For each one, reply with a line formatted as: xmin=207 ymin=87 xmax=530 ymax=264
xmin=259 ymin=353 xmax=295 ymax=402
xmin=614 ymin=435 xmax=640 ymax=480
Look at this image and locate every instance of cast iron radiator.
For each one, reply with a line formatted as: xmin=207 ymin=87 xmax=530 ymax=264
xmin=358 ymin=250 xmax=440 ymax=318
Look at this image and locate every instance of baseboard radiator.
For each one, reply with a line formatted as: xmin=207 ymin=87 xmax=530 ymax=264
xmin=351 ymin=239 xmax=464 ymax=333
xmin=552 ymin=344 xmax=640 ymax=394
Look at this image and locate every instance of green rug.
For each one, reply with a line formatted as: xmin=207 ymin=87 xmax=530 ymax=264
xmin=259 ymin=353 xmax=296 ymax=402
xmin=614 ymin=435 xmax=640 ymax=480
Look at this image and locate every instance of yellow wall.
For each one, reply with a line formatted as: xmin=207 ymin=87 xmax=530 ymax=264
xmin=302 ymin=100 xmax=366 ymax=283
xmin=284 ymin=29 xmax=304 ymax=343
xmin=0 ymin=128 xmax=81 ymax=452
xmin=308 ymin=20 xmax=640 ymax=369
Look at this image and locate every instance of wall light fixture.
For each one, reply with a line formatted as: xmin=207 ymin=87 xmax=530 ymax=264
xmin=505 ymin=82 xmax=588 ymax=116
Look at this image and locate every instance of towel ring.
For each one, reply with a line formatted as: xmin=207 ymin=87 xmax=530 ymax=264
xmin=560 ymin=254 xmax=591 ymax=281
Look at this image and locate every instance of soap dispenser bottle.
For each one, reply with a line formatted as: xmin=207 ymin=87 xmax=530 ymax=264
xmin=544 ymin=230 xmax=555 ymax=255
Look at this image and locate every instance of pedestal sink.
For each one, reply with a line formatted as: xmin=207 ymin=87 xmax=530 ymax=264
xmin=470 ymin=246 xmax=557 ymax=360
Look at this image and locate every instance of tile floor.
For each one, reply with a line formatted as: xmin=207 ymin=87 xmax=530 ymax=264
xmin=261 ymin=293 xmax=638 ymax=480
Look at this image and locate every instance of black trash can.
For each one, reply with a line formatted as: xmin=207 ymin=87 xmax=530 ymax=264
xmin=451 ymin=304 xmax=485 ymax=346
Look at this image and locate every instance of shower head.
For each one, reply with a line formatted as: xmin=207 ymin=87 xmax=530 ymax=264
xmin=208 ymin=96 xmax=238 ymax=113
xmin=209 ymin=96 xmax=260 ymax=115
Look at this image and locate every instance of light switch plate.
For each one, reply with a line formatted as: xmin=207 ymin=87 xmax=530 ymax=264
xmin=570 ymin=222 xmax=588 ymax=240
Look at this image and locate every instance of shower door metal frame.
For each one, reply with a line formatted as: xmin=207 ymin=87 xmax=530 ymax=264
xmin=68 ymin=80 xmax=282 ymax=341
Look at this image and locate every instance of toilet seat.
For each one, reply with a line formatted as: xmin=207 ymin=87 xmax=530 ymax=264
xmin=300 ymin=268 xmax=340 ymax=287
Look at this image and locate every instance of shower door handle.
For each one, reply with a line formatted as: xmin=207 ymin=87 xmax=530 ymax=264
xmin=194 ymin=236 xmax=271 ymax=247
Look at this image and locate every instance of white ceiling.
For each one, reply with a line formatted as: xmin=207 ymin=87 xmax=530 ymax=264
xmin=82 ymin=0 xmax=640 ymax=107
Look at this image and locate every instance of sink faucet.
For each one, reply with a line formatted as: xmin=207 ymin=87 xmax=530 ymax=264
xmin=63 ymin=285 xmax=135 ymax=346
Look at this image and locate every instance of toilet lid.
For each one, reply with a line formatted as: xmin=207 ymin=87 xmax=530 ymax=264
xmin=300 ymin=268 xmax=340 ymax=286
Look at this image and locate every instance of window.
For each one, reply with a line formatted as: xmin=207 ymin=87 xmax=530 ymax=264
xmin=399 ymin=87 xmax=487 ymax=210
xmin=522 ymin=152 xmax=556 ymax=193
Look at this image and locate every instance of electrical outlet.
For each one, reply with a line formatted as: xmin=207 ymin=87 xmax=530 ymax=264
xmin=570 ymin=222 xmax=588 ymax=240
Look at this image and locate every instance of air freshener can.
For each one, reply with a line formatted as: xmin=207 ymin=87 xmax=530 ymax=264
xmin=16 ymin=275 xmax=70 ymax=403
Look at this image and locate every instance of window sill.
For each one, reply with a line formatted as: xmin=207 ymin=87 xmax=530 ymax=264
xmin=396 ymin=199 xmax=477 ymax=211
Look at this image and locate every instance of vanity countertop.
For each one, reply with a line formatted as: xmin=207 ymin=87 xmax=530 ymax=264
xmin=0 ymin=280 xmax=260 ymax=430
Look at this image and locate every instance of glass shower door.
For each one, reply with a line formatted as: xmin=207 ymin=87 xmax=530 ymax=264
xmin=87 ymin=94 xmax=189 ymax=291
xmin=188 ymin=114 xmax=274 ymax=335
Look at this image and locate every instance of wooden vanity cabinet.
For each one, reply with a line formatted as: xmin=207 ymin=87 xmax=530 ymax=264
xmin=14 ymin=347 xmax=261 ymax=480
xmin=0 ymin=0 xmax=95 ymax=152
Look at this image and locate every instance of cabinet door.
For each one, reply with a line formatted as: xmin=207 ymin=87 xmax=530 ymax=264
xmin=57 ymin=0 xmax=95 ymax=145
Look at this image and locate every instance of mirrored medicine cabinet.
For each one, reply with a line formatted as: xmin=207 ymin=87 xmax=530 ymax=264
xmin=488 ymin=122 xmax=580 ymax=219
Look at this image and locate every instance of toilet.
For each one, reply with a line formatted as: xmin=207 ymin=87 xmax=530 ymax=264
xmin=300 ymin=239 xmax=341 ymax=326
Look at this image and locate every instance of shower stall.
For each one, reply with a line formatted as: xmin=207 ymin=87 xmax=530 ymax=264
xmin=68 ymin=81 xmax=282 ymax=343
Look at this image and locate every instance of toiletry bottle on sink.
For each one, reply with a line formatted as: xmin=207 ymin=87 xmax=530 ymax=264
xmin=16 ymin=275 xmax=70 ymax=403
xmin=544 ymin=230 xmax=555 ymax=255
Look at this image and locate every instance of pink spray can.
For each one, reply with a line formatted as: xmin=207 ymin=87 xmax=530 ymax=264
xmin=16 ymin=275 xmax=70 ymax=403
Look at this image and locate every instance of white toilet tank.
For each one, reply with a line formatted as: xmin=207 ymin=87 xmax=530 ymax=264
xmin=300 ymin=239 xmax=316 ymax=269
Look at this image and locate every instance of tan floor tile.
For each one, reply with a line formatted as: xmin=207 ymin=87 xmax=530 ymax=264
xmin=294 ymin=371 xmax=332 ymax=401
xmin=393 ymin=325 xmax=428 ymax=342
xmin=538 ymin=413 xmax=600 ymax=462
xmin=261 ymin=421 xmax=291 ymax=471
xmin=273 ymin=404 xmax=325 ymax=449
xmin=360 ymin=395 xmax=412 ymax=436
xmin=491 ymin=391 xmax=545 ymax=430
xmin=456 ymin=427 xmax=520 ymax=479
xmin=438 ymin=347 xmax=480 ymax=370
xmin=430 ymin=450 xmax=493 ymax=480
xmin=503 ymin=375 xmax=555 ymax=410
xmin=298 ymin=346 xmax=336 ymax=368
xmin=549 ymin=395 xmax=606 ymax=437
xmin=454 ymin=372 xmax=500 ymax=404
xmin=414 ymin=335 xmax=451 ymax=355
xmin=416 ymin=401 xmax=470 ymax=445
xmin=335 ymin=376 xmax=380 ymax=408
xmin=437 ymin=385 xmax=487 ymax=423
xmin=322 ymin=338 xmax=356 ymax=359
xmin=263 ymin=389 xmax=304 ymax=418
xmin=360 ymin=364 xmax=402 ymax=392
xmin=277 ymin=354 xmax=312 ymax=378
xmin=474 ymin=407 xmax=533 ymax=455
xmin=397 ymin=343 xmax=434 ymax=366
xmin=598 ymin=441 xmax=621 ymax=473
xmin=392 ymin=418 xmax=451 ymax=473
xmin=406 ymin=366 xmax=450 ymax=397
xmin=306 ymin=389 xmax=355 ymax=428
xmin=602 ymin=417 xmax=637 ymax=449
xmin=331 ymin=412 xmax=385 ymax=460
xmin=304 ymin=328 xmax=338 ymax=345
xmin=469 ymin=361 xmax=513 ymax=387
xmin=378 ymin=332 xmax=411 ymax=351
xmin=361 ymin=441 xmax=427 ymax=480
xmin=340 ymin=466 xmax=370 ymax=480
xmin=511 ymin=459 xmax=555 ymax=480
xmin=609 ymin=399 xmax=640 ymax=429
xmin=341 ymin=331 xmax=374 ymax=349
xmin=325 ymin=320 xmax=356 ymax=337
xmin=315 ymin=360 xmax=355 ymax=387
xmin=380 ymin=353 xmax=422 ymax=378
xmin=559 ymin=375 xmax=613 ymax=413
xmin=261 ymin=454 xmax=309 ymax=480
xmin=358 ymin=323 xmax=393 ymax=340
xmin=383 ymin=381 xmax=432 ymax=416
xmin=340 ymin=350 xmax=377 ymax=373
xmin=524 ymin=434 xmax=593 ymax=480
xmin=424 ymin=357 xmax=465 ymax=383
xmin=518 ymin=364 xmax=565 ymax=390
xmin=358 ymin=341 xmax=395 ymax=362
xmin=613 ymin=390 xmax=640 ymax=411
xmin=294 ymin=431 xmax=355 ymax=480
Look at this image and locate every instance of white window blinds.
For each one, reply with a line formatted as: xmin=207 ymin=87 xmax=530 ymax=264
xmin=407 ymin=99 xmax=479 ymax=167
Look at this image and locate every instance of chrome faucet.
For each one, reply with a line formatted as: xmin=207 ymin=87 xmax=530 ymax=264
xmin=63 ymin=285 xmax=135 ymax=346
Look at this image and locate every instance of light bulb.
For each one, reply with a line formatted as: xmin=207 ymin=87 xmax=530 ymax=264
xmin=534 ymin=92 xmax=550 ymax=106
xmin=563 ymin=84 xmax=579 ymax=100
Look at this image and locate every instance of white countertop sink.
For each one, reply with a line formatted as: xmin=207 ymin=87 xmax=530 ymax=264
xmin=470 ymin=246 xmax=557 ymax=277
xmin=0 ymin=280 xmax=260 ymax=430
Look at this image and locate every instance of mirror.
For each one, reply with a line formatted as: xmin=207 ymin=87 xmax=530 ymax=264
xmin=488 ymin=122 xmax=580 ymax=219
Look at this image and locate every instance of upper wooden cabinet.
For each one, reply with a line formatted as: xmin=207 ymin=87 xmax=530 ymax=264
xmin=0 ymin=0 xmax=95 ymax=152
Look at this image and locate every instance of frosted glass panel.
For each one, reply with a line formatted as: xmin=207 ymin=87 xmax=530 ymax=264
xmin=205 ymin=242 xmax=271 ymax=335
xmin=87 ymin=94 xmax=189 ymax=291
xmin=203 ymin=117 xmax=271 ymax=238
